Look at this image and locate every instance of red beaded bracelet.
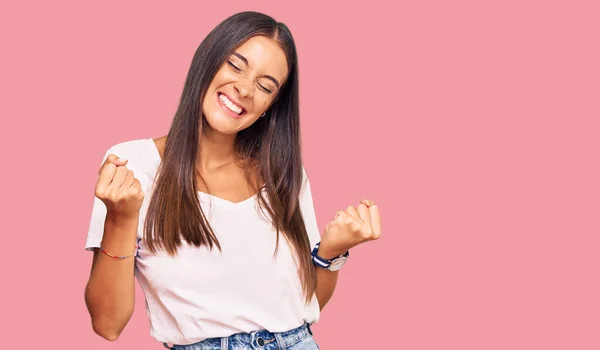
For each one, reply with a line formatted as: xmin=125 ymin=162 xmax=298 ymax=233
xmin=99 ymin=244 xmax=138 ymax=259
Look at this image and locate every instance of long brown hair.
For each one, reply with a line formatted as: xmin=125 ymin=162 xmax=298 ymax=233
xmin=143 ymin=11 xmax=316 ymax=305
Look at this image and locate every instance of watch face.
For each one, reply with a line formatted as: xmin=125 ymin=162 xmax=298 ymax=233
xmin=327 ymin=257 xmax=347 ymax=271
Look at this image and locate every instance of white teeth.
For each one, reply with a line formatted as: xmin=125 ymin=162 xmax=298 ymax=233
xmin=219 ymin=93 xmax=243 ymax=115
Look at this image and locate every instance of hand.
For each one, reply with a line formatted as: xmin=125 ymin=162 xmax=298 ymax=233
xmin=95 ymin=154 xmax=144 ymax=220
xmin=319 ymin=199 xmax=382 ymax=258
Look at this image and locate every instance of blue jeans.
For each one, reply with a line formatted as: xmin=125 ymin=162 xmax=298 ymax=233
xmin=163 ymin=322 xmax=320 ymax=349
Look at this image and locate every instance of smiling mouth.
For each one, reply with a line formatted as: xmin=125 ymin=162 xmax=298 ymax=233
xmin=218 ymin=93 xmax=247 ymax=116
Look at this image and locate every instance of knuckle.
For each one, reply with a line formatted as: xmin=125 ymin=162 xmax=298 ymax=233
xmin=113 ymin=190 xmax=125 ymax=200
xmin=94 ymin=188 xmax=105 ymax=198
xmin=360 ymin=227 xmax=372 ymax=238
xmin=101 ymin=163 xmax=116 ymax=173
xmin=106 ymin=154 xmax=121 ymax=165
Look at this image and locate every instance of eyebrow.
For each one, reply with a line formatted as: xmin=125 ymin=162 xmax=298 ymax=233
xmin=232 ymin=52 xmax=281 ymax=88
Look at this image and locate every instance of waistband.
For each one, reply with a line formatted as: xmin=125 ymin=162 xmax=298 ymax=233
xmin=164 ymin=321 xmax=314 ymax=349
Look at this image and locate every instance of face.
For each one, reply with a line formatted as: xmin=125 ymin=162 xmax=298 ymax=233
xmin=202 ymin=35 xmax=289 ymax=135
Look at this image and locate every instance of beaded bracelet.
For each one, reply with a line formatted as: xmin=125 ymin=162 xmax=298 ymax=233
xmin=99 ymin=244 xmax=138 ymax=259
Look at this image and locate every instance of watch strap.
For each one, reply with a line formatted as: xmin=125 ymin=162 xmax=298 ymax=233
xmin=311 ymin=242 xmax=349 ymax=269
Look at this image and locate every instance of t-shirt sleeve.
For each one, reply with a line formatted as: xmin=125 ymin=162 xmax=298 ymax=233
xmin=300 ymin=166 xmax=322 ymax=251
xmin=84 ymin=148 xmax=113 ymax=251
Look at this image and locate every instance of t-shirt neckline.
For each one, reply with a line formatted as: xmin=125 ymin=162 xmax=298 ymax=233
xmin=146 ymin=138 xmax=264 ymax=208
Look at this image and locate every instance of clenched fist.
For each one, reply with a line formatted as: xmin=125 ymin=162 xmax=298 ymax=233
xmin=319 ymin=199 xmax=382 ymax=258
xmin=94 ymin=154 xmax=144 ymax=219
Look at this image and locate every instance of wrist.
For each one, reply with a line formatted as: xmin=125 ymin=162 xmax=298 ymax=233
xmin=317 ymin=243 xmax=347 ymax=260
xmin=312 ymin=241 xmax=350 ymax=272
xmin=106 ymin=211 xmax=139 ymax=227
xmin=102 ymin=213 xmax=139 ymax=251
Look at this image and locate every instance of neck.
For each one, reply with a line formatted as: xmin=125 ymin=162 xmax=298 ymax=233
xmin=197 ymin=126 xmax=237 ymax=172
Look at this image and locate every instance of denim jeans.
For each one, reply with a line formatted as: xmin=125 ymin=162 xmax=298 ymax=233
xmin=163 ymin=321 xmax=320 ymax=349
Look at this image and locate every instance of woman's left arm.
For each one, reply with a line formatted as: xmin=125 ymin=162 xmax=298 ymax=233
xmin=314 ymin=244 xmax=342 ymax=311
xmin=314 ymin=199 xmax=382 ymax=311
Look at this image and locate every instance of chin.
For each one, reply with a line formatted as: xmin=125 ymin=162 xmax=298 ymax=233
xmin=203 ymin=114 xmax=240 ymax=135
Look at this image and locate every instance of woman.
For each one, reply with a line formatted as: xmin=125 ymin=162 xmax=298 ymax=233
xmin=84 ymin=11 xmax=381 ymax=350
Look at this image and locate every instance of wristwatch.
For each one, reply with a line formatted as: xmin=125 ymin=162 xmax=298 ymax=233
xmin=311 ymin=242 xmax=349 ymax=272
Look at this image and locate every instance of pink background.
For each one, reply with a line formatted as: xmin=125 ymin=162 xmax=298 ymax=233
xmin=1 ymin=0 xmax=599 ymax=349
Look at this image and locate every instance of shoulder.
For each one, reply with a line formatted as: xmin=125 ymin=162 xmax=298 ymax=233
xmin=101 ymin=138 xmax=160 ymax=178
xmin=105 ymin=138 xmax=156 ymax=159
xmin=300 ymin=165 xmax=312 ymax=195
xmin=301 ymin=165 xmax=309 ymax=184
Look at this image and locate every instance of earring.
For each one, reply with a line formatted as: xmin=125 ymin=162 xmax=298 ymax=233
xmin=260 ymin=112 xmax=266 ymax=118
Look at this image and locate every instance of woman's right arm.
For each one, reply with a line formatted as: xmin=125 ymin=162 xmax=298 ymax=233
xmin=85 ymin=214 xmax=138 ymax=341
xmin=84 ymin=154 xmax=145 ymax=341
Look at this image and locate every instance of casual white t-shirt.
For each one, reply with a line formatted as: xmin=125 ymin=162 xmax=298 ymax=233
xmin=85 ymin=138 xmax=321 ymax=345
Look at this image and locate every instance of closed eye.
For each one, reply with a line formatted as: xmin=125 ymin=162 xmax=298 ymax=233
xmin=228 ymin=60 xmax=274 ymax=94
xmin=259 ymin=84 xmax=273 ymax=94
xmin=227 ymin=61 xmax=241 ymax=72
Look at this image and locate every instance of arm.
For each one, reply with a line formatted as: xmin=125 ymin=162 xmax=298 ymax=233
xmin=84 ymin=214 xmax=138 ymax=341
xmin=314 ymin=244 xmax=343 ymax=311
xmin=299 ymin=166 xmax=344 ymax=311
xmin=313 ymin=199 xmax=382 ymax=313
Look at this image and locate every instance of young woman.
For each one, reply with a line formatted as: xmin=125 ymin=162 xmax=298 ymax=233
xmin=84 ymin=11 xmax=381 ymax=350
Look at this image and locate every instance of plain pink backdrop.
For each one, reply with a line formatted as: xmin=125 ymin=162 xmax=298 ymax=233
xmin=1 ymin=0 xmax=599 ymax=349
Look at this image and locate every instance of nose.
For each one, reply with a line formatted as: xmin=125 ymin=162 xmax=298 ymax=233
xmin=234 ymin=76 xmax=253 ymax=98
